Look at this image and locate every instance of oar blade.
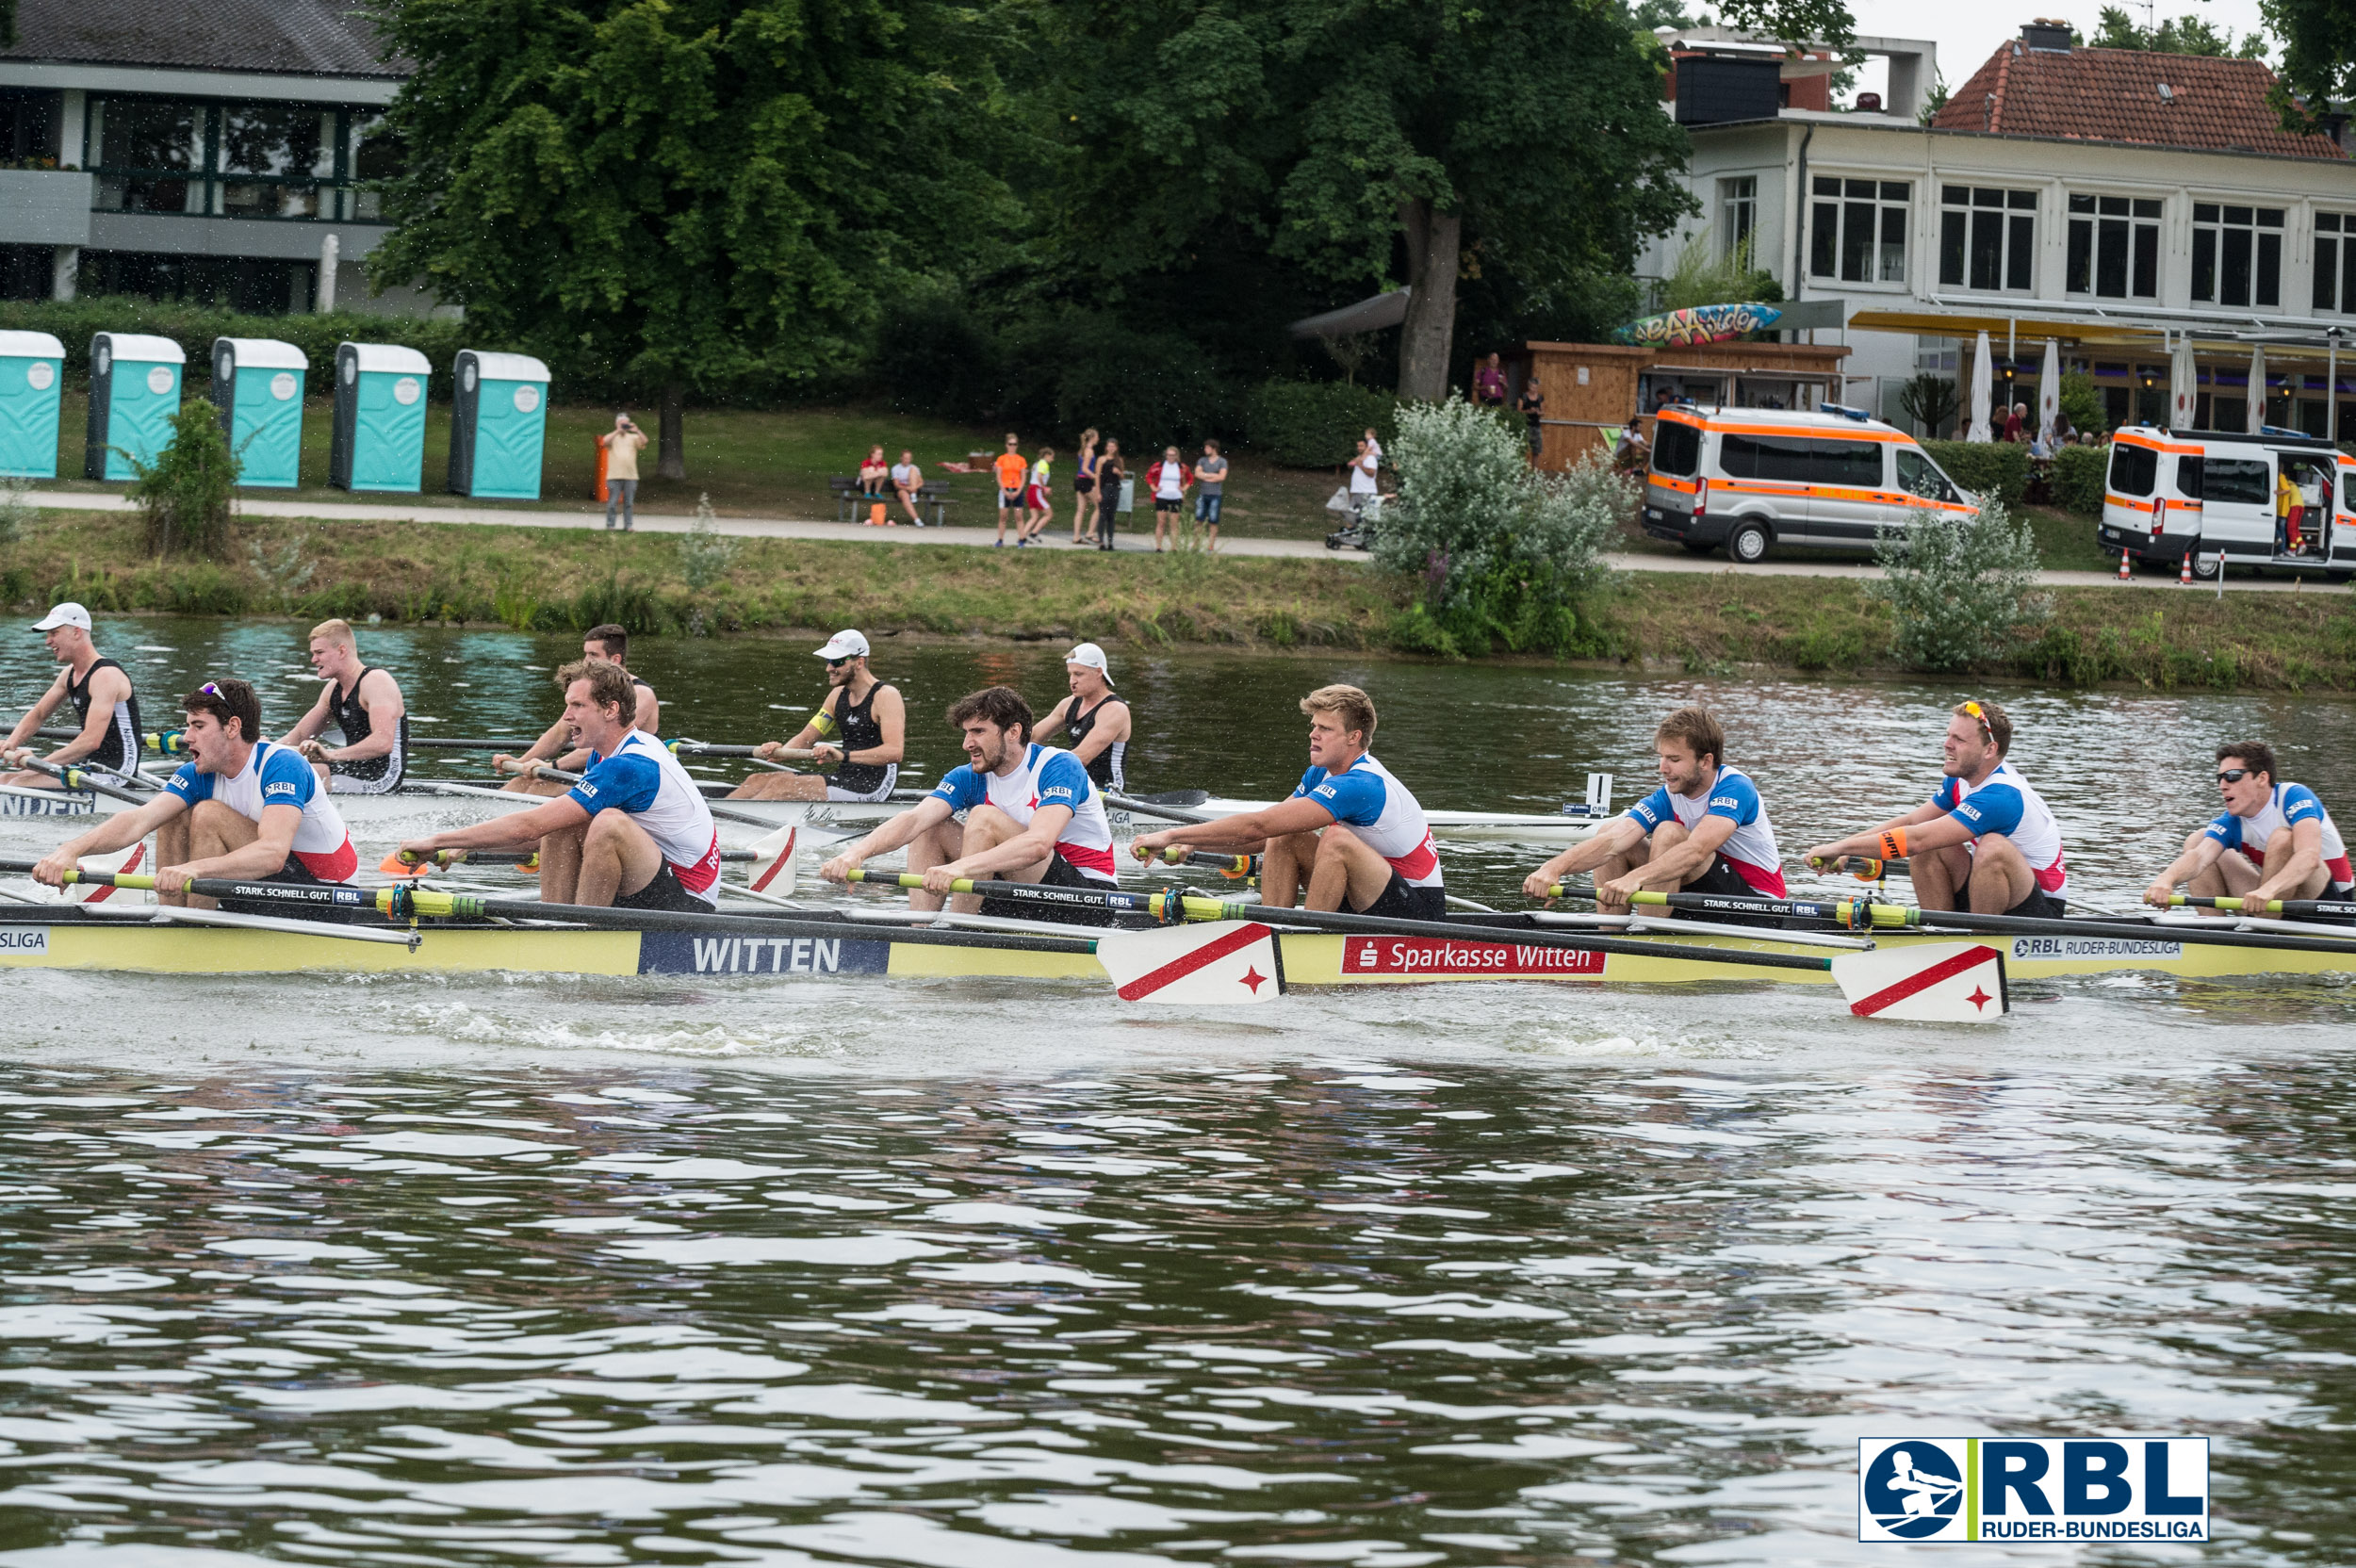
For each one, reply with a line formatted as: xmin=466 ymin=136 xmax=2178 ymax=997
xmin=71 ymin=841 xmax=146 ymax=905
xmin=1096 ymin=920 xmax=1284 ymax=1005
xmin=746 ymin=810 xmax=805 ymax=896
xmin=1832 ymin=941 xmax=2007 ymax=1023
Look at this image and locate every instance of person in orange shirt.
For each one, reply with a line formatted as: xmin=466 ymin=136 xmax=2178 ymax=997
xmin=993 ymin=434 xmax=1028 ymax=547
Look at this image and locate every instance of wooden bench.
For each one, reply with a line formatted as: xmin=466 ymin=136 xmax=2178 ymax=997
xmin=829 ymin=476 xmax=955 ymax=527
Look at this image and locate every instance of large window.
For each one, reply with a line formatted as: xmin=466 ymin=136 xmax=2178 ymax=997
xmin=2107 ymin=442 xmax=2157 ymax=497
xmin=2192 ymin=204 xmax=2282 ymax=307
xmin=2315 ymin=213 xmax=2356 ymax=313
xmin=1720 ymin=432 xmax=1884 ymax=485
xmin=86 ymin=96 xmax=395 ymax=222
xmin=2067 ymin=194 xmax=2160 ymax=300
xmin=1718 ymin=176 xmax=1757 ymax=263
xmin=1810 ymin=177 xmax=1909 ymax=284
xmin=1939 ymin=186 xmax=2037 ymax=293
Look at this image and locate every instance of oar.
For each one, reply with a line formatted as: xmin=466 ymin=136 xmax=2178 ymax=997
xmin=1153 ymin=847 xmax=1257 ymax=877
xmin=1105 ymin=791 xmax=1218 ymax=825
xmin=376 ymin=844 xmax=771 ymax=876
xmin=667 ymin=739 xmax=824 ymax=760
xmin=2170 ymin=893 xmax=2356 ymax=922
xmin=7 ymin=757 xmax=151 ymax=806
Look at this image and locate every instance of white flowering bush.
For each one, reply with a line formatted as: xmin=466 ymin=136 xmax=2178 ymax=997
xmin=1871 ymin=499 xmax=2051 ymax=670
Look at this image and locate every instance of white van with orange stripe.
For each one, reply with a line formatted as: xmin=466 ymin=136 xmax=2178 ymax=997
xmin=2098 ymin=426 xmax=2354 ymax=581
xmin=1642 ymin=405 xmax=1977 ymax=564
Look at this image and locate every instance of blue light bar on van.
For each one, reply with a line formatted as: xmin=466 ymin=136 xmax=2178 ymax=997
xmin=2259 ymin=424 xmax=2311 ymax=439
xmin=1819 ymin=403 xmax=1872 ymax=421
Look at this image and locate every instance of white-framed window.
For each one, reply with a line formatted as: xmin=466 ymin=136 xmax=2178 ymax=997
xmin=1718 ymin=175 xmax=1758 ymax=263
xmin=1808 ymin=176 xmax=1908 ymax=284
xmin=2314 ymin=212 xmax=2356 ymax=313
xmin=1939 ymin=185 xmax=2037 ymax=293
xmin=2192 ymin=203 xmax=2283 ymax=307
xmin=2066 ymin=194 xmax=2161 ymax=300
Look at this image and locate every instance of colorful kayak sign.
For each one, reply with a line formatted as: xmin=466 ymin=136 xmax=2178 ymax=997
xmin=1612 ymin=302 xmax=1784 ymax=346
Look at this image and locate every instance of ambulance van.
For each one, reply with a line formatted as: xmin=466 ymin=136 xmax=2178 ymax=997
xmin=2099 ymin=426 xmax=2356 ymax=580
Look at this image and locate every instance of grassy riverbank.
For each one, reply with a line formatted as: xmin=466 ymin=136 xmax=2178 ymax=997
xmin=16 ymin=509 xmax=2356 ymax=689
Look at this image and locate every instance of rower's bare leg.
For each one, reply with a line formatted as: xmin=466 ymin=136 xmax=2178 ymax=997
xmin=1259 ymin=828 xmax=1323 ymax=907
xmin=311 ymin=763 xmax=331 ymax=791
xmin=1910 ymin=842 xmax=1972 ymax=911
xmin=1303 ymin=824 xmax=1399 ymax=913
xmin=904 ymin=817 xmax=967 ymax=914
xmin=572 ymin=811 xmax=666 ymax=907
xmin=537 ymin=821 xmax=586 ymax=903
xmin=501 ymin=776 xmax=569 ymax=797
xmin=0 ymin=770 xmax=63 ymax=790
xmin=181 ymin=799 xmax=261 ymax=912
xmin=2186 ymin=841 xmax=2259 ymax=913
xmin=728 ymin=772 xmax=828 ymax=801
xmin=2262 ymin=836 xmax=2332 ymax=902
xmin=155 ymin=812 xmax=194 ymax=908
xmin=941 ymin=804 xmax=1047 ymax=915
xmin=1587 ymin=837 xmax=1653 ymax=914
xmin=1960 ymin=832 xmax=2036 ymax=915
xmin=1625 ymin=822 xmax=1696 ymax=902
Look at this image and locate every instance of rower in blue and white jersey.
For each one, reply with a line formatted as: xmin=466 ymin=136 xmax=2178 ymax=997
xmin=2145 ymin=739 xmax=2354 ymax=911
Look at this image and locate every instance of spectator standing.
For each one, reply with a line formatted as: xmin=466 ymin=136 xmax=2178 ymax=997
xmin=1193 ymin=439 xmax=1229 ymax=553
xmin=601 ymin=413 xmax=648 ymax=531
xmin=1023 ymin=448 xmax=1055 ymax=544
xmin=992 ymin=434 xmax=1028 ymax=546
xmin=858 ymin=445 xmax=892 ymax=525
xmin=1096 ymin=440 xmax=1124 ymax=551
xmin=1473 ymin=352 xmax=1508 ymax=407
xmin=1072 ymin=430 xmax=1101 ymax=545
xmin=1149 ymin=447 xmax=1192 ymax=552
xmin=1348 ymin=436 xmax=1380 ymax=521
xmin=890 ymin=449 xmax=925 ymax=526
xmin=1517 ymin=377 xmax=1546 ymax=462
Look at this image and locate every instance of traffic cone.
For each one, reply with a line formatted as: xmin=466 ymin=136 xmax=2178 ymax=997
xmin=2179 ymin=549 xmax=2193 ymax=586
xmin=2119 ymin=547 xmax=2133 ymax=580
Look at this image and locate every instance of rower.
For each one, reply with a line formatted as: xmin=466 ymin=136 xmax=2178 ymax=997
xmin=0 ymin=602 xmax=142 ymax=790
xmin=400 ymin=660 xmax=719 ymax=909
xmin=730 ymin=629 xmax=904 ymax=801
xmin=1128 ymin=684 xmax=1444 ymax=919
xmin=495 ymin=623 xmax=658 ymax=793
xmin=817 ymin=684 xmax=1119 ymax=924
xmin=32 ymin=678 xmax=356 ymax=917
xmin=2143 ymin=741 xmax=2353 ymax=913
xmin=1521 ymin=707 xmax=1783 ymax=913
xmin=1035 ymin=641 xmax=1131 ymax=793
xmin=275 ymin=618 xmax=408 ymax=794
xmin=1801 ymin=698 xmax=2068 ymax=917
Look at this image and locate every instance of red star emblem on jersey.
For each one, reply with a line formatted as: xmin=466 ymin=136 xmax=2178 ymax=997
xmin=1967 ymin=986 xmax=1992 ymax=1011
xmin=1239 ymin=966 xmax=1268 ymax=994
xmin=1027 ymin=794 xmax=1039 ymax=810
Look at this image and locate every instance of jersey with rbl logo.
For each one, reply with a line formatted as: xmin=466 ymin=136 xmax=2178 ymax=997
xmin=1293 ymin=754 xmax=1442 ymax=888
xmin=1934 ymin=760 xmax=2069 ymax=899
xmin=2204 ymin=781 xmax=2355 ymax=890
xmin=164 ymin=739 xmax=357 ymax=880
xmin=930 ymin=743 xmax=1119 ymax=883
xmin=1627 ymin=763 xmax=1786 ymax=896
xmin=565 ymin=730 xmax=723 ymax=904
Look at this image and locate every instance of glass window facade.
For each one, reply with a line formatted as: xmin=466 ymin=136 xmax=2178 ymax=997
xmin=2066 ymin=193 xmax=2161 ymax=300
xmin=1938 ymin=186 xmax=2037 ymax=293
xmin=1809 ymin=176 xmax=1909 ymax=285
xmin=2190 ymin=203 xmax=2283 ymax=308
xmin=86 ymin=96 xmax=396 ymax=221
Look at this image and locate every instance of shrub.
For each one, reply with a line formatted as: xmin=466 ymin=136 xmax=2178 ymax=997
xmin=128 ymin=399 xmax=237 ymax=559
xmin=1377 ymin=396 xmax=1622 ymax=658
xmin=2059 ymin=370 xmax=2105 ymax=436
xmin=1870 ymin=498 xmax=2052 ymax=671
xmin=1922 ymin=438 xmax=2029 ymax=505
xmin=0 ymin=296 xmax=474 ymax=391
xmin=2052 ymin=444 xmax=2108 ymax=515
xmin=679 ymin=492 xmax=740 ymax=593
xmin=1245 ymin=381 xmax=1403 ymax=467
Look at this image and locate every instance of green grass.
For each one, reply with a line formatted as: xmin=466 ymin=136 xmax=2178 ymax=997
xmin=41 ymin=392 xmax=1348 ymax=539
xmin=1610 ymin=499 xmax=2121 ymax=575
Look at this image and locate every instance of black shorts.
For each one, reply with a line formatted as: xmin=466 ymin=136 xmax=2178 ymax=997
xmin=1671 ymin=855 xmax=1786 ymax=927
xmin=979 ymin=852 xmax=1117 ymax=927
xmin=1354 ymin=872 xmax=1447 ymax=923
xmin=1963 ymin=867 xmax=2065 ymax=921
xmin=220 ymin=855 xmax=357 ymax=923
xmin=1073 ymin=476 xmax=1095 ymax=495
xmin=1153 ymin=498 xmax=1182 ymax=513
xmin=615 ymin=862 xmax=712 ymax=914
xmin=999 ymin=487 xmax=1024 ymax=508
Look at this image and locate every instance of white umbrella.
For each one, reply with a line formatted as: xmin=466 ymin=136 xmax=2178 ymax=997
xmin=2037 ymin=338 xmax=2060 ymax=447
xmin=1967 ymin=330 xmax=1994 ymax=442
xmin=2247 ymin=344 xmax=2267 ymax=433
xmin=2169 ymin=335 xmax=2198 ymax=429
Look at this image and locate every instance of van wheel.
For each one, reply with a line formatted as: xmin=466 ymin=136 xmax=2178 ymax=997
xmin=2189 ymin=552 xmax=2221 ymax=581
xmin=1726 ymin=520 xmax=1771 ymax=564
xmin=1681 ymin=538 xmax=1716 ymax=554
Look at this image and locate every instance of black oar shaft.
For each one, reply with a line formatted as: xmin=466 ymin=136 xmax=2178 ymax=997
xmin=11 ymin=758 xmax=150 ymax=805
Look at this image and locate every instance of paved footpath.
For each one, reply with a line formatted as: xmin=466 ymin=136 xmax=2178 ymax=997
xmin=29 ymin=490 xmax=2345 ymax=593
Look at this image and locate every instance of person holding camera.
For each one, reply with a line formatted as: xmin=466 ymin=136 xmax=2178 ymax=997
xmin=602 ymin=413 xmax=650 ymax=531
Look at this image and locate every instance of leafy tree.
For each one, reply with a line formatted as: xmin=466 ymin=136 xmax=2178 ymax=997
xmin=129 ymin=400 xmax=237 ymax=560
xmin=370 ymin=0 xmax=1020 ymax=478
xmin=1654 ymin=230 xmax=1783 ymax=311
xmin=1039 ymin=0 xmax=1694 ymax=401
xmin=2089 ymin=7 xmax=2268 ymax=57
xmin=2260 ymin=0 xmax=2356 ymax=130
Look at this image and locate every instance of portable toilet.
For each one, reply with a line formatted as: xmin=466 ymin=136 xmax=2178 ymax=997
xmin=84 ymin=334 xmax=185 ymax=482
xmin=330 ymin=343 xmax=432 ymax=493
xmin=0 ymin=331 xmax=64 ymax=479
xmin=210 ymin=337 xmax=307 ymax=488
xmin=447 ymin=350 xmax=550 ymax=499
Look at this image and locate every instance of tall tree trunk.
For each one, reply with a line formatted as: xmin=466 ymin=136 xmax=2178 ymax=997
xmin=1397 ymin=198 xmax=1462 ymax=402
xmin=658 ymin=381 xmax=687 ymax=481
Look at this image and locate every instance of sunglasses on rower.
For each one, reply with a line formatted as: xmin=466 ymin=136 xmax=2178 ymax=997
xmin=1960 ymin=700 xmax=1994 ymax=746
xmin=2217 ymin=768 xmax=2253 ymax=784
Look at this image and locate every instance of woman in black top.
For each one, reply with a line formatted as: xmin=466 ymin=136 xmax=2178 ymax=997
xmin=1517 ymin=378 xmax=1546 ymax=462
xmin=1094 ymin=439 xmax=1124 ymax=551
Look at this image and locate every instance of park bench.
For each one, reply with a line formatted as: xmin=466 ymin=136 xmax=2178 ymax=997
xmin=829 ymin=476 xmax=954 ymax=528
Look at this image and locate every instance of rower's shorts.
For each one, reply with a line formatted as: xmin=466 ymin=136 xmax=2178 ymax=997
xmin=218 ymin=853 xmax=360 ymax=924
xmin=1355 ymin=872 xmax=1448 ymax=923
xmin=978 ymin=852 xmax=1117 ymax=927
xmin=1671 ymin=855 xmax=1786 ymax=926
xmin=615 ymin=861 xmax=711 ymax=915
xmin=825 ymin=762 xmax=899 ymax=803
xmin=1968 ymin=864 xmax=2065 ymax=921
xmin=328 ymin=760 xmax=404 ymax=796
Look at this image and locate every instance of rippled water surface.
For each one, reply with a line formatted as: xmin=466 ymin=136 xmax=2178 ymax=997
xmin=0 ymin=621 xmax=2349 ymax=1563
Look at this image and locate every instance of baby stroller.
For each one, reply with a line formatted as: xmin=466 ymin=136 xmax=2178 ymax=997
xmin=1324 ymin=493 xmax=1383 ymax=551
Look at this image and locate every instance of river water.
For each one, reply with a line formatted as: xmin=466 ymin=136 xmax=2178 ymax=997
xmin=0 ymin=618 xmax=2348 ymax=1565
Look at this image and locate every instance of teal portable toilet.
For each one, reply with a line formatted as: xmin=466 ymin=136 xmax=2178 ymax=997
xmin=211 ymin=337 xmax=307 ymax=488
xmin=330 ymin=343 xmax=431 ymax=493
xmin=0 ymin=331 xmax=63 ymax=479
xmin=84 ymin=333 xmax=185 ymax=482
xmin=447 ymin=350 xmax=550 ymax=499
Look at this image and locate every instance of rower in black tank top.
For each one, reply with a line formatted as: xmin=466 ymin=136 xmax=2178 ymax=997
xmin=66 ymin=658 xmax=140 ymax=778
xmin=1065 ymin=694 xmax=1127 ymax=792
xmin=330 ymin=667 xmax=407 ymax=792
xmin=827 ymin=680 xmax=897 ymax=800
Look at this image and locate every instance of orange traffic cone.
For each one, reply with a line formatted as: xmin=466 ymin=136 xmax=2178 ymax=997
xmin=2179 ymin=550 xmax=2193 ymax=586
xmin=2119 ymin=547 xmax=2134 ymax=581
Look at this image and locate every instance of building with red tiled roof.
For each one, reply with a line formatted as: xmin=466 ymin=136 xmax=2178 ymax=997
xmin=1932 ymin=40 xmax=2343 ymax=161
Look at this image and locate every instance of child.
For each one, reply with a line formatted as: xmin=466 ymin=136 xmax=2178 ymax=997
xmin=993 ymin=433 xmax=1026 ymax=547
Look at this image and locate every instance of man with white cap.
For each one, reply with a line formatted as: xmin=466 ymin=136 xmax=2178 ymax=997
xmin=1 ymin=602 xmax=144 ymax=791
xmin=732 ymin=629 xmax=906 ymax=801
xmin=1035 ymin=641 xmax=1132 ymax=793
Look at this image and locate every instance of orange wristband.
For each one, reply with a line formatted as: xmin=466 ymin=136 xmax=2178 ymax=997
xmin=1879 ymin=826 xmax=1908 ymax=859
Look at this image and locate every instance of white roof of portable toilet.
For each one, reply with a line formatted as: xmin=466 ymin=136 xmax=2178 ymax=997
xmin=344 ymin=343 xmax=431 ymax=376
xmin=0 ymin=332 xmax=64 ymax=359
xmin=217 ymin=338 xmax=308 ymax=370
xmin=466 ymin=351 xmax=549 ymax=384
xmin=99 ymin=334 xmax=186 ymax=365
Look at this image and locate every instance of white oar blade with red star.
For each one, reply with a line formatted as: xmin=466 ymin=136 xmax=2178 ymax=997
xmin=71 ymin=841 xmax=146 ymax=905
xmin=745 ymin=812 xmax=804 ymax=896
xmin=1832 ymin=941 xmax=2007 ymax=1023
xmin=1096 ymin=920 xmax=1284 ymax=1005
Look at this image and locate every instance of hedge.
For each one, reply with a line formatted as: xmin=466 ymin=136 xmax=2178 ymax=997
xmin=1245 ymin=381 xmax=1402 ymax=467
xmin=1922 ymin=438 xmax=2029 ymax=506
xmin=0 ymin=297 xmax=478 ymax=386
xmin=2052 ymin=444 xmax=2109 ymax=516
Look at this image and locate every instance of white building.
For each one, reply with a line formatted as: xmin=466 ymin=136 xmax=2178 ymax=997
xmin=1647 ymin=22 xmax=2356 ymax=437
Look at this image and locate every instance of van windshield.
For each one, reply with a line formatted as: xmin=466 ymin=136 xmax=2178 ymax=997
xmin=1895 ymin=448 xmax=1957 ymax=503
xmin=1651 ymin=419 xmax=1700 ymax=477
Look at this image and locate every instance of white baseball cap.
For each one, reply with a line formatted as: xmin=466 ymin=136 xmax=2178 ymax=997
xmin=1065 ymin=642 xmax=1114 ymax=686
xmin=812 ymin=629 xmax=870 ymax=661
xmin=32 ymin=602 xmax=90 ymax=632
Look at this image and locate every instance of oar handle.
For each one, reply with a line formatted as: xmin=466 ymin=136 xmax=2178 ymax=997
xmin=1159 ymin=848 xmax=1255 ymax=876
xmin=669 ymin=740 xmax=825 ymax=760
xmin=13 ymin=757 xmax=152 ymax=805
xmin=50 ymin=866 xmax=397 ymax=915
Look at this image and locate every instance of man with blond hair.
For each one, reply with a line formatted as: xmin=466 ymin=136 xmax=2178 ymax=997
xmin=1129 ymin=683 xmax=1444 ymax=918
xmin=276 ymin=618 xmax=408 ymax=794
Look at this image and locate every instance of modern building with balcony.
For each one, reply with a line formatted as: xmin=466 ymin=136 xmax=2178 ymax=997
xmin=0 ymin=0 xmax=424 ymax=315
